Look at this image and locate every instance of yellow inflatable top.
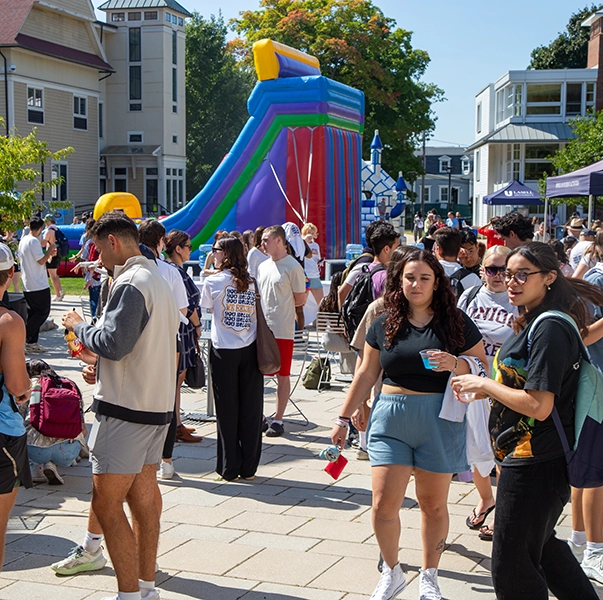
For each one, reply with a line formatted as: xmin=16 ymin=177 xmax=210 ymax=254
xmin=93 ymin=192 xmax=142 ymax=220
xmin=253 ymin=39 xmax=321 ymax=81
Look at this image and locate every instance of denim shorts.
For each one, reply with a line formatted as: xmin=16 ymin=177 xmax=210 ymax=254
xmin=367 ymin=393 xmax=469 ymax=474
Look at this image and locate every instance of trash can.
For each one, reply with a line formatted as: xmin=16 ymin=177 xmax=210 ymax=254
xmin=5 ymin=292 xmax=27 ymax=324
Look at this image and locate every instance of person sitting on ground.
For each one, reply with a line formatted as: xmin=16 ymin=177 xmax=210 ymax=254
xmin=491 ymin=211 xmax=534 ymax=249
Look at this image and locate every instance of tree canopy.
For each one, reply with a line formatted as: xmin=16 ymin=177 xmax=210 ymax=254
xmin=231 ymin=0 xmax=443 ymax=176
xmin=528 ymin=4 xmax=603 ymax=69
xmin=0 ymin=122 xmax=72 ymax=234
xmin=186 ymin=13 xmax=255 ymax=199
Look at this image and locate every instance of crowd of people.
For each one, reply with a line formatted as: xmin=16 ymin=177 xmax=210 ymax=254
xmin=2 ymin=207 xmax=603 ymax=600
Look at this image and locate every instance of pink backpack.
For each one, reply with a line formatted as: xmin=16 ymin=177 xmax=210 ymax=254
xmin=30 ymin=375 xmax=83 ymax=439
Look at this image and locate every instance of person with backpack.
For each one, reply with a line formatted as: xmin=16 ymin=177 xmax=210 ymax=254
xmin=457 ymin=245 xmax=517 ymax=542
xmin=433 ymin=227 xmax=481 ymax=297
xmin=331 ymin=249 xmax=486 ymax=600
xmin=451 ymin=242 xmax=603 ymax=600
xmin=339 ymin=221 xmax=399 ymax=338
xmin=0 ymin=242 xmax=33 ymax=572
xmin=42 ymin=214 xmax=66 ymax=301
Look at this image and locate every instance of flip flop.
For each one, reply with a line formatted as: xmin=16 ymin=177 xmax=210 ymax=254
xmin=466 ymin=504 xmax=495 ymax=530
xmin=478 ymin=524 xmax=494 ymax=541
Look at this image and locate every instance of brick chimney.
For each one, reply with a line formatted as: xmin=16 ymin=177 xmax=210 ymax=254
xmin=583 ymin=10 xmax=603 ymax=111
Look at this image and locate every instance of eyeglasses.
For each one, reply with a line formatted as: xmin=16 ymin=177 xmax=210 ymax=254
xmin=503 ymin=270 xmax=547 ymax=285
xmin=212 ymin=246 xmax=223 ymax=252
xmin=183 ymin=243 xmax=192 ymax=249
xmin=484 ymin=265 xmax=506 ymax=277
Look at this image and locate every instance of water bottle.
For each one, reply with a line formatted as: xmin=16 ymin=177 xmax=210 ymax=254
xmin=197 ymin=244 xmax=213 ymax=270
xmin=345 ymin=244 xmax=363 ymax=266
xmin=187 ymin=266 xmax=194 ymax=279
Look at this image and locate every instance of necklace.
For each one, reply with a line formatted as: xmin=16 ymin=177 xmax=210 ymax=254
xmin=409 ymin=315 xmax=433 ymax=327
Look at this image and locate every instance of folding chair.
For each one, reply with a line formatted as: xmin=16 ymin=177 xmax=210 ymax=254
xmin=315 ymin=311 xmax=352 ymax=390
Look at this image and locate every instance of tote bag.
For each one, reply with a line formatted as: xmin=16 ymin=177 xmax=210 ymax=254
xmin=253 ymin=279 xmax=281 ymax=375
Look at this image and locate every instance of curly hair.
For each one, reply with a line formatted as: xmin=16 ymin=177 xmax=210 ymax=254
xmin=491 ymin=211 xmax=534 ymax=242
xmin=215 ymin=236 xmax=251 ymax=293
xmin=382 ymin=249 xmax=467 ymax=353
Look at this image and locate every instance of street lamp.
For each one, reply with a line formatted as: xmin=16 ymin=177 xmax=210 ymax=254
xmin=443 ymin=165 xmax=454 ymax=214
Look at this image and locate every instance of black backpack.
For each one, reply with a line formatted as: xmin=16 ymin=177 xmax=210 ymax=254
xmin=449 ymin=266 xmax=474 ymax=298
xmin=341 ymin=263 xmax=386 ymax=340
xmin=54 ymin=227 xmax=70 ymax=259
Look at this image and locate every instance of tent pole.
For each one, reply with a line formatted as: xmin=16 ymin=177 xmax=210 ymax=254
xmin=588 ymin=194 xmax=594 ymax=227
xmin=544 ymin=197 xmax=548 ymax=239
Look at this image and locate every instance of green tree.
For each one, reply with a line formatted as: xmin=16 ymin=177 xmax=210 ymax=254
xmin=186 ymin=13 xmax=255 ymax=198
xmin=528 ymin=4 xmax=603 ymax=69
xmin=540 ymin=112 xmax=603 ymax=206
xmin=0 ymin=121 xmax=73 ymax=233
xmin=231 ymin=0 xmax=443 ymax=176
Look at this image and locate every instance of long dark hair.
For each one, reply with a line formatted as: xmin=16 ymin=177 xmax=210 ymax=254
xmin=383 ymin=249 xmax=466 ymax=353
xmin=318 ymin=271 xmax=343 ymax=313
xmin=216 ymin=236 xmax=251 ymax=293
xmin=508 ymin=242 xmax=603 ymax=336
xmin=583 ymin=230 xmax=603 ymax=263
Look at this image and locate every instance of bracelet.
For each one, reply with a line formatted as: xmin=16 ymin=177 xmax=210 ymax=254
xmin=453 ymin=356 xmax=458 ymax=372
xmin=335 ymin=418 xmax=350 ymax=428
xmin=194 ymin=325 xmax=201 ymax=329
xmin=337 ymin=415 xmax=351 ymax=422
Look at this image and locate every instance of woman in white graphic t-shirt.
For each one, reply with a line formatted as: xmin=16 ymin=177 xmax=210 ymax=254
xmin=457 ymin=245 xmax=517 ymax=541
xmin=200 ymin=236 xmax=263 ymax=481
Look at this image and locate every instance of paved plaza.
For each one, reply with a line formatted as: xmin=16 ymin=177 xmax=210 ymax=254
xmin=2 ymin=297 xmax=602 ymax=599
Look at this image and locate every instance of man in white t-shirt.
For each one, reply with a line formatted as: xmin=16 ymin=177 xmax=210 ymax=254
xmin=433 ymin=227 xmax=481 ymax=295
xmin=258 ymin=225 xmax=306 ymax=437
xmin=569 ymin=228 xmax=595 ymax=271
xmin=18 ymin=216 xmax=53 ymax=353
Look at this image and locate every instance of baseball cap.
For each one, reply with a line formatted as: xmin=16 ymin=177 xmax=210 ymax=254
xmin=0 ymin=243 xmax=15 ymax=270
xmin=581 ymin=228 xmax=596 ymax=237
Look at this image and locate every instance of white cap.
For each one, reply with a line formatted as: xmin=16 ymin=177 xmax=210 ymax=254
xmin=0 ymin=243 xmax=15 ymax=270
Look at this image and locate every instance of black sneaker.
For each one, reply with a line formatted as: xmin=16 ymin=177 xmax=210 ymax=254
xmin=265 ymin=422 xmax=285 ymax=437
xmin=261 ymin=417 xmax=269 ymax=433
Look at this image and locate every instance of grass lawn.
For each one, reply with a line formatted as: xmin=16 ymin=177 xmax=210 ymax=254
xmin=52 ymin=276 xmax=86 ymax=296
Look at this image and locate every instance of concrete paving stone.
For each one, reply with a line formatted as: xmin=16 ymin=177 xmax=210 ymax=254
xmin=242 ymin=582 xmax=345 ymax=599
xmin=171 ymin=444 xmax=217 ymax=460
xmin=61 ymin=567 xmax=173 ymax=593
xmin=292 ymin=518 xmax=373 ymax=543
xmin=309 ymin=540 xmax=380 ymax=561
xmin=0 ymin=580 xmax=92 ymax=599
xmin=447 ymin=533 xmax=494 ymax=560
xmin=330 ymin=473 xmax=373 ymax=495
xmin=0 ymin=551 xmax=80 ymax=586
xmin=219 ymin=511 xmax=311 ymax=535
xmin=163 ymin=523 xmax=247 ymax=544
xmin=170 ymin=457 xmax=217 ymax=478
xmin=234 ymin=531 xmax=321 ymax=552
xmin=308 ymin=556 xmax=378 ymax=595
xmin=158 ymin=486 xmax=239 ymax=508
xmin=38 ymin=511 xmax=92 ymax=528
xmin=267 ymin=468 xmax=331 ymax=490
xmin=13 ymin=486 xmax=56 ymax=506
xmin=161 ymin=503 xmax=245 ymax=527
xmin=216 ymin=494 xmax=302 ymax=515
xmin=5 ymin=522 xmax=90 ymax=557
xmin=160 ymin=539 xmax=262 ymax=575
xmin=226 ymin=547 xmax=339 ymax=587
xmin=1 ymin=549 xmax=27 ymax=569
xmin=252 ymin=463 xmax=292 ymax=479
xmin=283 ymin=498 xmax=371 ymax=522
xmin=276 ymin=487 xmax=351 ymax=503
xmin=21 ymin=492 xmax=92 ymax=513
xmin=156 ymin=571 xmax=259 ymax=600
xmin=398 ymin=566 xmax=494 ymax=600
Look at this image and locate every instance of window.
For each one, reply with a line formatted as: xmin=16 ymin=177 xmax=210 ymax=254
xmin=587 ymin=82 xmax=595 ymax=109
xmin=172 ymin=135 xmax=178 ymax=144
xmin=438 ymin=156 xmax=451 ymax=173
xmin=506 ymin=143 xmax=521 ymax=182
xmin=172 ymin=67 xmax=177 ymax=103
xmin=165 ymin=167 xmax=185 ymax=212
xmin=461 ymin=155 xmax=471 ymax=175
xmin=130 ymin=103 xmax=142 ymax=112
xmin=422 ymin=186 xmax=431 ymax=203
xmin=476 ymin=150 xmax=481 ymax=182
xmin=476 ymin=103 xmax=482 ymax=134
xmin=114 ymin=167 xmax=127 ymax=192
xmin=178 ymin=17 xmax=183 ymax=26
xmin=128 ymin=12 xmax=141 ymax=20
xmin=172 ymin=31 xmax=177 ymax=64
xmin=496 ymin=84 xmax=523 ymax=123
xmin=27 ymin=87 xmax=44 ymax=124
xmin=439 ymin=186 xmax=449 ymax=203
xmin=144 ymin=11 xmax=158 ymax=20
xmin=111 ymin=12 xmax=125 ymax=21
xmin=524 ymin=143 xmax=559 ymax=180
xmin=51 ymin=163 xmax=68 ymax=201
xmin=129 ymin=28 xmax=141 ymax=62
xmin=99 ymin=102 xmax=103 ymax=138
xmin=73 ymin=96 xmax=87 ymax=130
xmin=526 ymin=83 xmax=561 ymax=115
xmin=128 ymin=132 xmax=143 ymax=143
xmin=172 ymin=15 xmax=177 ymax=23
xmin=165 ymin=12 xmax=171 ymax=22
xmin=566 ymin=83 xmax=582 ymax=116
xmin=130 ymin=65 xmax=141 ymax=101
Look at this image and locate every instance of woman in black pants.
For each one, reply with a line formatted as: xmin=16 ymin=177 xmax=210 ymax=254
xmin=451 ymin=242 xmax=603 ymax=600
xmin=200 ymin=236 xmax=263 ymax=481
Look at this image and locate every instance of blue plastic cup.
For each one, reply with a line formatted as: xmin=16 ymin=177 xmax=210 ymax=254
xmin=419 ymin=349 xmax=439 ymax=369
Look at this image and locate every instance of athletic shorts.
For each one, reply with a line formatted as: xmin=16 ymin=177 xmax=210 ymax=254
xmin=88 ymin=414 xmax=169 ymax=475
xmin=46 ymin=255 xmax=60 ymax=270
xmin=367 ymin=393 xmax=468 ymax=474
xmin=308 ymin=277 xmax=322 ymax=290
xmin=265 ymin=338 xmax=294 ymax=377
xmin=0 ymin=432 xmax=32 ymax=494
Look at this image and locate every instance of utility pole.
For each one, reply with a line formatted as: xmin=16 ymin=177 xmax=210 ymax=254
xmin=420 ymin=132 xmax=426 ymax=214
xmin=443 ymin=165 xmax=454 ymax=214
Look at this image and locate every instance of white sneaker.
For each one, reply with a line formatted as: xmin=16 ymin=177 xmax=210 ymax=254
xmin=356 ymin=448 xmax=369 ymax=460
xmin=43 ymin=461 xmax=64 ymax=485
xmin=30 ymin=463 xmax=47 ymax=483
xmin=370 ymin=562 xmax=406 ymax=600
xmin=568 ymin=538 xmax=586 ymax=563
xmin=582 ymin=548 xmax=603 ymax=584
xmin=419 ymin=568 xmax=442 ymax=600
xmin=142 ymin=589 xmax=161 ymax=600
xmin=51 ymin=545 xmax=107 ymax=575
xmin=159 ymin=461 xmax=175 ymax=479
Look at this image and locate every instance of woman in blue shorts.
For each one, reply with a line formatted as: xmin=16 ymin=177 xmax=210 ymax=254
xmin=331 ymin=249 xmax=486 ymax=600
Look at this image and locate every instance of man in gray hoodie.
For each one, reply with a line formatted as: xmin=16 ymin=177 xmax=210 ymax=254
xmin=63 ymin=212 xmax=179 ymax=600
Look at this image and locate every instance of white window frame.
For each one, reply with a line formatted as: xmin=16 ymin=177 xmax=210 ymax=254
xmin=27 ymin=86 xmax=44 ymax=124
xmin=422 ymin=185 xmax=431 ymax=203
xmin=51 ymin=161 xmax=68 ymax=201
xmin=172 ymin=134 xmax=178 ymax=144
xmin=73 ymin=96 xmax=87 ymax=130
xmin=438 ymin=156 xmax=451 ymax=173
xmin=128 ymin=131 xmax=144 ymax=144
xmin=461 ymin=155 xmax=471 ymax=175
xmin=439 ymin=186 xmax=449 ymax=203
xmin=476 ymin=103 xmax=482 ymax=134
xmin=476 ymin=150 xmax=481 ymax=182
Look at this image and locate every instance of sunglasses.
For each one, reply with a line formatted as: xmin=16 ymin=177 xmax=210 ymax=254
xmin=503 ymin=270 xmax=547 ymax=285
xmin=212 ymin=246 xmax=223 ymax=252
xmin=183 ymin=243 xmax=192 ymax=249
xmin=484 ymin=265 xmax=506 ymax=277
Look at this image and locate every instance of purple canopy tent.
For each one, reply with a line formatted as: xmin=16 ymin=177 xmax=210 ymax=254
xmin=483 ymin=180 xmax=544 ymax=205
xmin=545 ymin=159 xmax=603 ymax=226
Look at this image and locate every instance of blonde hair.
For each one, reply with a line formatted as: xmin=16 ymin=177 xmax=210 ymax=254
xmin=302 ymin=223 xmax=317 ymax=236
xmin=482 ymin=244 xmax=511 ymax=265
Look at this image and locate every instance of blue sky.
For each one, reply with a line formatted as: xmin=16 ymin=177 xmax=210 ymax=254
xmin=96 ymin=0 xmax=596 ymax=148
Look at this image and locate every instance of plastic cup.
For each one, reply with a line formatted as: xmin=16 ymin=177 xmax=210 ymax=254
xmin=419 ymin=349 xmax=439 ymax=370
xmin=324 ymin=453 xmax=348 ymax=480
xmin=458 ymin=392 xmax=477 ymax=402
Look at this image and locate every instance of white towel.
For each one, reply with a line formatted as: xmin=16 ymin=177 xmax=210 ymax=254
xmin=439 ymin=355 xmax=486 ymax=422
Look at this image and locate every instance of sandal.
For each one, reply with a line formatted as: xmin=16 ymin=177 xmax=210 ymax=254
xmin=466 ymin=504 xmax=495 ymax=530
xmin=478 ymin=524 xmax=494 ymax=541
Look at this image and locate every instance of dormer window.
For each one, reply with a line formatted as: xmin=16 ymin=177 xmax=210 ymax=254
xmin=439 ymin=156 xmax=451 ymax=173
xmin=461 ymin=155 xmax=471 ymax=175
